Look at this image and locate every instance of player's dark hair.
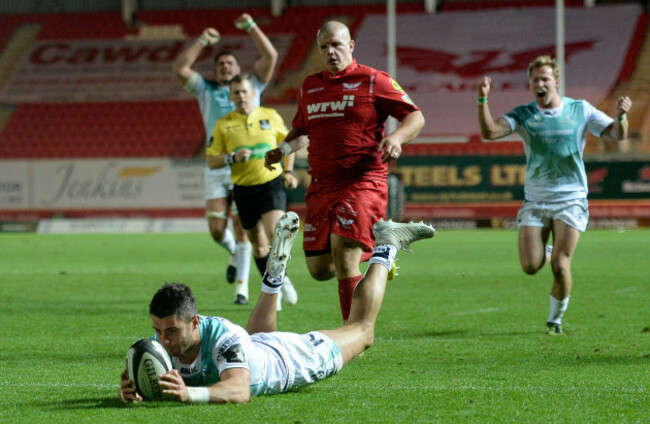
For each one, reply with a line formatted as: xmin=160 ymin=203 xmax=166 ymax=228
xmin=214 ymin=50 xmax=239 ymax=65
xmin=149 ymin=283 xmax=198 ymax=322
xmin=230 ymin=73 xmax=253 ymax=87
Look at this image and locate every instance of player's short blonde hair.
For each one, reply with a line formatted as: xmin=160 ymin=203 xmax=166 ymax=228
xmin=527 ymin=56 xmax=560 ymax=78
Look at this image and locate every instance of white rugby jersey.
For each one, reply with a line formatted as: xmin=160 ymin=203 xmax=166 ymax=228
xmin=502 ymin=97 xmax=613 ymax=202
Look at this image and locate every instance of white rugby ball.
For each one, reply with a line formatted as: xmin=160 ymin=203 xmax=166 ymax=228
xmin=125 ymin=338 xmax=173 ymax=400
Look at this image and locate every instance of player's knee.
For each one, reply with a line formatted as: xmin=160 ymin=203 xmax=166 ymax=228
xmin=252 ymin=244 xmax=269 ymax=259
xmin=308 ymin=267 xmax=335 ymax=281
xmin=359 ymin=322 xmax=375 ymax=350
xmin=207 ymin=219 xmax=227 ymax=242
xmin=520 ymin=254 xmax=545 ymax=275
xmin=551 ymin=261 xmax=570 ymax=281
xmin=521 ymin=264 xmax=539 ymax=275
xmin=306 ymin=254 xmax=337 ymax=280
xmin=209 ymin=227 xmax=226 ymax=243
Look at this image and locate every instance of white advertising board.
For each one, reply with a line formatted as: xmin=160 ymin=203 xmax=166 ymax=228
xmin=0 ymin=158 xmax=205 ymax=210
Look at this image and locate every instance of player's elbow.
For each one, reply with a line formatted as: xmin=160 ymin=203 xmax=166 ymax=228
xmin=418 ymin=111 xmax=426 ymax=127
xmin=171 ymin=59 xmax=183 ymax=74
xmin=268 ymin=49 xmax=279 ymax=65
xmin=480 ymin=128 xmax=501 ymax=141
xmin=410 ymin=110 xmax=425 ymax=132
xmin=230 ymin=390 xmax=250 ymax=404
xmin=602 ymin=126 xmax=627 ymax=143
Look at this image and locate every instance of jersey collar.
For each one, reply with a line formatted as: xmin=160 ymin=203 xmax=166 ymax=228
xmin=323 ymin=59 xmax=359 ymax=81
xmin=535 ymin=99 xmax=564 ymax=117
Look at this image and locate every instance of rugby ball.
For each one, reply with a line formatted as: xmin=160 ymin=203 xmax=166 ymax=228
xmin=125 ymin=338 xmax=173 ymax=400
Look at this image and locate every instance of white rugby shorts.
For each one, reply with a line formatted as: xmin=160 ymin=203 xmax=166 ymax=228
xmin=204 ymin=166 xmax=233 ymax=201
xmin=517 ymin=198 xmax=589 ymax=232
xmin=251 ymin=331 xmax=343 ymax=392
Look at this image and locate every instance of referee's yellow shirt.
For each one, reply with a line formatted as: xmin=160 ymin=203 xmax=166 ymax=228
xmin=208 ymin=107 xmax=288 ymax=186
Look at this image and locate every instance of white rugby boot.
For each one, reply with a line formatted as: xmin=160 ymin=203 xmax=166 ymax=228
xmin=372 ymin=219 xmax=435 ymax=252
xmin=267 ymin=211 xmax=300 ymax=278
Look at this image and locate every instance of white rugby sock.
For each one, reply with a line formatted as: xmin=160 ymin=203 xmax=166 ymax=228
xmin=219 ymin=228 xmax=236 ymax=255
xmin=262 ymin=271 xmax=285 ymax=295
xmin=368 ymin=244 xmax=397 ymax=271
xmin=235 ymin=242 xmax=252 ymax=285
xmin=547 ymin=295 xmax=570 ymax=325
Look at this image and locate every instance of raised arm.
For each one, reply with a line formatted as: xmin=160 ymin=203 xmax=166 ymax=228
xmin=477 ymin=76 xmax=513 ymax=140
xmin=601 ymin=96 xmax=632 ymax=142
xmin=235 ymin=14 xmax=278 ymax=84
xmin=172 ymin=28 xmax=221 ymax=85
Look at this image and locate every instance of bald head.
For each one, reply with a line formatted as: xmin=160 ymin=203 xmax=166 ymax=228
xmin=317 ymin=21 xmax=355 ymax=74
xmin=318 ymin=21 xmax=351 ymax=43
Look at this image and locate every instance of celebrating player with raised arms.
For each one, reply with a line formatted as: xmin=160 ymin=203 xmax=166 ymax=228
xmin=172 ymin=14 xmax=295 ymax=307
xmin=477 ymin=55 xmax=632 ymax=334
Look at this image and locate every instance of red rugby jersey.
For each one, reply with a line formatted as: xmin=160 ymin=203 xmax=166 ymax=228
xmin=292 ymin=60 xmax=419 ymax=185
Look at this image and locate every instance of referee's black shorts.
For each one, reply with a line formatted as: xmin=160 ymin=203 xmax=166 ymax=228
xmin=234 ymin=175 xmax=287 ymax=230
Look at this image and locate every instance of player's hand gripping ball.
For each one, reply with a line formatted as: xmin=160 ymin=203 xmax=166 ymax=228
xmin=125 ymin=338 xmax=173 ymax=400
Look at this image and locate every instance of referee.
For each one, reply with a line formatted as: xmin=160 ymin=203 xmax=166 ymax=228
xmin=207 ymin=74 xmax=299 ymax=307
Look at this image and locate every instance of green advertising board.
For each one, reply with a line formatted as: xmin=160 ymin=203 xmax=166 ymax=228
xmin=287 ymin=155 xmax=650 ymax=204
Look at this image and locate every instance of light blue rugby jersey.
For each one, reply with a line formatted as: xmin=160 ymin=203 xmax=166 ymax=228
xmin=503 ymin=97 xmax=613 ymax=202
xmin=185 ymin=74 xmax=267 ymax=146
xmin=153 ymin=315 xmax=285 ymax=397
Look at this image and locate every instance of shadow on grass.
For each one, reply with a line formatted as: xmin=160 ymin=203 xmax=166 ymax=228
xmin=40 ymin=397 xmax=186 ymax=410
xmin=415 ymin=329 xmax=540 ymax=338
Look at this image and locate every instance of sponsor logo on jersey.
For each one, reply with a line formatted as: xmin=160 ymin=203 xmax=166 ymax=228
xmin=180 ymin=365 xmax=199 ymax=375
xmin=259 ymin=119 xmax=270 ymax=130
xmin=234 ymin=143 xmax=272 ymax=159
xmin=531 ymin=129 xmax=574 ymax=137
xmin=390 ymin=79 xmax=405 ymax=93
xmin=527 ymin=115 xmax=544 ymax=127
xmin=307 ymin=87 xmax=325 ymax=94
xmin=342 ymin=82 xmax=361 ymax=91
xmin=306 ymin=95 xmax=354 ymax=120
xmin=222 ymin=343 xmax=246 ymax=364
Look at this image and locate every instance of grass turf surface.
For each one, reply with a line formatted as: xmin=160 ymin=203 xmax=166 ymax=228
xmin=0 ymin=228 xmax=648 ymax=423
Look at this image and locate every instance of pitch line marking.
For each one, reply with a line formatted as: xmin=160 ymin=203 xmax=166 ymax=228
xmin=449 ymin=307 xmax=500 ymax=316
xmin=0 ymin=382 xmax=118 ymax=389
xmin=613 ymin=287 xmax=640 ymax=294
xmin=1 ymin=382 xmax=646 ymax=394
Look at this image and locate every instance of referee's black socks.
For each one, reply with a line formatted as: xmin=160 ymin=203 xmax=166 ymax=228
xmin=254 ymin=254 xmax=269 ymax=276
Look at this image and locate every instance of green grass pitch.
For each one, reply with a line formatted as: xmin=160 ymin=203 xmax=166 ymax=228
xmin=0 ymin=228 xmax=648 ymax=423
